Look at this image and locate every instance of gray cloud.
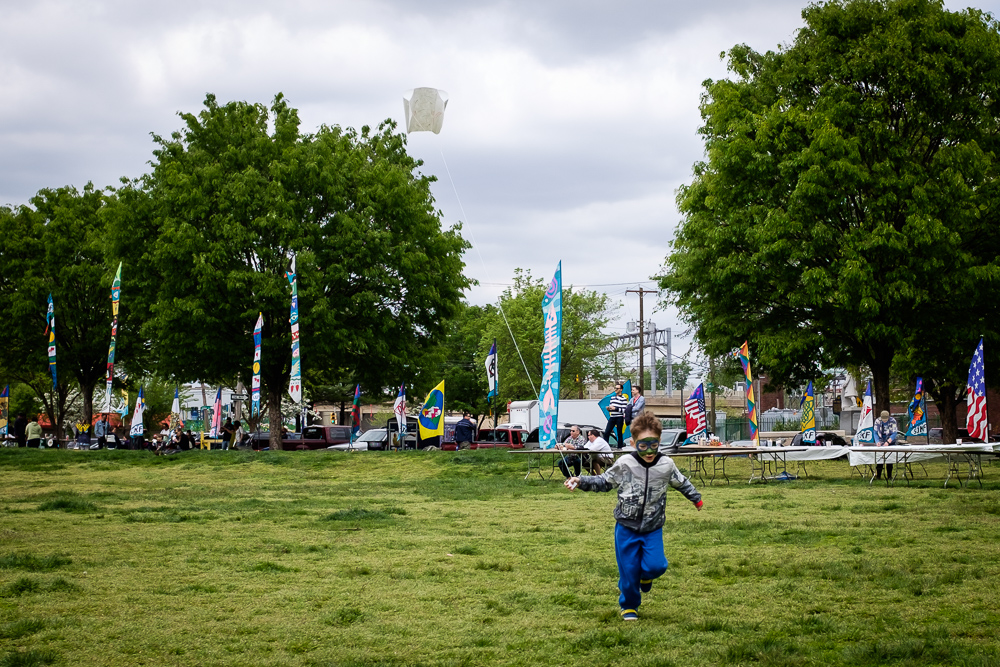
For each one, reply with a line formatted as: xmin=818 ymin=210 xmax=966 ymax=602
xmin=3 ymin=0 xmax=993 ymax=372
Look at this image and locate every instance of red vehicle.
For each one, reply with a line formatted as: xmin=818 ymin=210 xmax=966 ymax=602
xmin=250 ymin=425 xmax=353 ymax=451
xmin=470 ymin=425 xmax=528 ymax=449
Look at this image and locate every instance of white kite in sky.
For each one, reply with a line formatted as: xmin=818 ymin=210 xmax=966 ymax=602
xmin=403 ymin=88 xmax=448 ymax=134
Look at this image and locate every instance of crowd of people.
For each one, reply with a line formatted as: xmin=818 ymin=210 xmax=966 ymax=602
xmin=3 ymin=411 xmax=255 ymax=453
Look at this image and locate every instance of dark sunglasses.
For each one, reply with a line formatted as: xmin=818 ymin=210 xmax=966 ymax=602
xmin=635 ymin=437 xmax=660 ymax=452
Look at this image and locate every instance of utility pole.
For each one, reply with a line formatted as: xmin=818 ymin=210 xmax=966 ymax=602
xmin=626 ymin=287 xmax=658 ymax=394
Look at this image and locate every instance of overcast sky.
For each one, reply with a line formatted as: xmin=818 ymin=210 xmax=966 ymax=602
xmin=3 ymin=0 xmax=996 ymax=380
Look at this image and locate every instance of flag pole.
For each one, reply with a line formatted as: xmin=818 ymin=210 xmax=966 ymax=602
xmin=493 ymin=338 xmax=498 ymax=433
xmin=984 ymin=336 xmax=990 ymax=445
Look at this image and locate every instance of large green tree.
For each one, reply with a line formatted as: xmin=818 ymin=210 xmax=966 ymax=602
xmin=104 ymin=94 xmax=470 ymax=448
xmin=0 ymin=185 xmax=117 ymax=436
xmin=478 ymin=269 xmax=615 ymax=403
xmin=660 ymin=0 xmax=1000 ymax=437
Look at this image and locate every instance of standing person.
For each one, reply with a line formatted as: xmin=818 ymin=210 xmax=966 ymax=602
xmin=565 ymin=411 xmax=703 ymax=621
xmin=454 ymin=412 xmax=476 ymax=449
xmin=874 ymin=410 xmax=898 ymax=481
xmin=626 ymin=386 xmax=646 ymax=426
xmin=232 ymin=420 xmax=244 ymax=450
xmin=13 ymin=413 xmax=28 ymax=447
xmin=221 ymin=417 xmax=234 ymax=450
xmin=95 ymin=415 xmax=109 ymax=449
xmin=25 ymin=418 xmax=44 ymax=448
xmin=555 ymin=425 xmax=588 ymax=477
xmin=603 ymin=384 xmax=628 ymax=448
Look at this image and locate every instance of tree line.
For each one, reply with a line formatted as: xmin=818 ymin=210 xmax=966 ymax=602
xmin=660 ymin=0 xmax=1000 ymax=441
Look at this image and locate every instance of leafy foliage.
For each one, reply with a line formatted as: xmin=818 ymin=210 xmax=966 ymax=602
xmin=661 ymin=0 xmax=1000 ymax=424
xmin=477 ymin=269 xmax=615 ymax=402
xmin=104 ymin=94 xmax=470 ymax=445
xmin=0 ymin=185 xmax=115 ymax=434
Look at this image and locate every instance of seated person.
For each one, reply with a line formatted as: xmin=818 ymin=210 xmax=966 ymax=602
xmin=556 ymin=425 xmax=588 ymax=478
xmin=583 ymin=428 xmax=615 ymax=475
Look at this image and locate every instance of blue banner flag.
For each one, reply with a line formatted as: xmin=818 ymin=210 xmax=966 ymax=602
xmin=287 ymin=255 xmax=301 ymax=403
xmin=538 ymin=262 xmax=562 ymax=449
xmin=46 ymin=294 xmax=57 ymax=389
xmin=599 ymin=379 xmax=633 ymax=444
xmin=251 ymin=313 xmax=263 ymax=418
xmin=485 ymin=340 xmax=498 ymax=402
xmin=906 ymin=377 xmax=927 ymax=438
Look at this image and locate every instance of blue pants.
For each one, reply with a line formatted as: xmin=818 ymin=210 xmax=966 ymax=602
xmin=615 ymin=523 xmax=668 ymax=611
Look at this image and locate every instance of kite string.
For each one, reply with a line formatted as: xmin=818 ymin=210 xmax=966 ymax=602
xmin=438 ymin=149 xmax=538 ymax=396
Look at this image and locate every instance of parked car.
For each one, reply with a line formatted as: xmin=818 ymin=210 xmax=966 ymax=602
xmin=250 ymin=426 xmax=351 ymax=450
xmin=470 ymin=425 xmax=528 ymax=449
xmin=328 ymin=428 xmax=384 ymax=451
xmin=659 ymin=429 xmax=688 ymax=453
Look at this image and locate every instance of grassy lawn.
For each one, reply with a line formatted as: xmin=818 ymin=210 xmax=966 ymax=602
xmin=1 ymin=447 xmax=999 ymax=667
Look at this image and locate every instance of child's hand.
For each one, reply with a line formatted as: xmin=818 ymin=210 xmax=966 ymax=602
xmin=565 ymin=477 xmax=580 ymax=491
xmin=695 ymin=499 xmax=704 ymax=511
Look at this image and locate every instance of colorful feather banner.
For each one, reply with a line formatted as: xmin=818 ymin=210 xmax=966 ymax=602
xmin=800 ymin=380 xmax=816 ymax=445
xmin=733 ymin=341 xmax=760 ymax=446
xmin=45 ymin=294 xmax=57 ymax=389
xmin=103 ymin=262 xmax=122 ymax=413
xmin=287 ymin=256 xmax=302 ymax=403
xmin=252 ymin=313 xmax=263 ymax=418
xmin=538 ymin=262 xmax=562 ymax=449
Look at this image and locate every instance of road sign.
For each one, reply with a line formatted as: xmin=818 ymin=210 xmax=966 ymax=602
xmin=231 ymin=393 xmax=249 ymax=400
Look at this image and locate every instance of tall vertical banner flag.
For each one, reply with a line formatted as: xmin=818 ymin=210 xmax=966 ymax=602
xmin=210 ymin=387 xmax=222 ymax=438
xmin=351 ymin=384 xmax=362 ymax=437
xmin=485 ymin=340 xmax=498 ymax=402
xmin=966 ymin=338 xmax=988 ymax=441
xmin=0 ymin=385 xmax=9 ymax=436
xmin=800 ymin=381 xmax=816 ymax=445
xmin=683 ymin=383 xmax=708 ymax=443
xmin=103 ymin=262 xmax=122 ymax=413
xmin=733 ymin=342 xmax=760 ymax=446
xmin=538 ymin=262 xmax=562 ymax=449
xmin=393 ymin=384 xmax=406 ymax=427
xmin=170 ymin=387 xmax=181 ymax=430
xmin=129 ymin=386 xmax=145 ymax=437
xmin=287 ymin=256 xmax=302 ymax=403
xmin=45 ymin=294 xmax=57 ymax=389
xmin=418 ymin=381 xmax=445 ymax=441
xmin=906 ymin=377 xmax=927 ymax=437
xmin=251 ymin=313 xmax=263 ymax=418
xmin=390 ymin=384 xmax=406 ymax=440
xmin=855 ymin=381 xmax=875 ymax=444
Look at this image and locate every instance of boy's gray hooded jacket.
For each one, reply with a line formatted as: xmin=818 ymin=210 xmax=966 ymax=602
xmin=577 ymin=452 xmax=701 ymax=533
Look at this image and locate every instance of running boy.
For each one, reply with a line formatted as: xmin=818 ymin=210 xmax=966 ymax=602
xmin=565 ymin=411 xmax=703 ymax=621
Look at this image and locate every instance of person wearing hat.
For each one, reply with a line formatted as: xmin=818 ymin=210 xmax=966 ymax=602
xmin=874 ymin=410 xmax=898 ymax=480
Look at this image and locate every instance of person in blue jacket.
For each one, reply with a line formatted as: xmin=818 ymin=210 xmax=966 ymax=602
xmin=454 ymin=412 xmax=476 ymax=449
xmin=565 ymin=411 xmax=703 ymax=621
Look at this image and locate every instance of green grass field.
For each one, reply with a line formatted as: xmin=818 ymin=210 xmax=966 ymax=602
xmin=1 ymin=448 xmax=999 ymax=667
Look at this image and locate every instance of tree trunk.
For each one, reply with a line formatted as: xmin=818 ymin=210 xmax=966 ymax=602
xmin=81 ymin=381 xmax=95 ymax=433
xmin=926 ymin=379 xmax=963 ymax=443
xmin=268 ymin=386 xmax=284 ymax=451
xmin=870 ymin=351 xmax=893 ymax=417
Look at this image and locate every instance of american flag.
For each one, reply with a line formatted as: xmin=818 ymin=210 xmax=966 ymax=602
xmin=684 ymin=383 xmax=707 ymax=439
xmin=966 ymin=338 xmax=988 ymax=441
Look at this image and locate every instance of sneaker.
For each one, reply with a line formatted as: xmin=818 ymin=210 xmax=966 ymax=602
xmin=640 ymin=579 xmax=652 ymax=593
xmin=620 ymin=609 xmax=638 ymax=621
